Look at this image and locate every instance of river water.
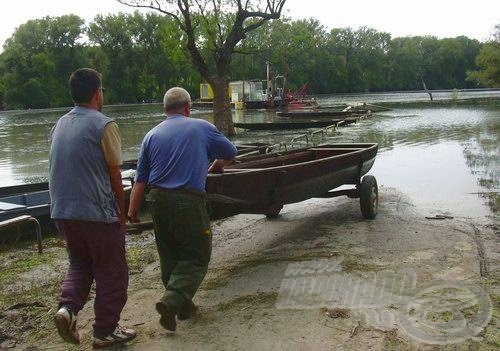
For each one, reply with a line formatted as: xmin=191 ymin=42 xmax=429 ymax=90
xmin=0 ymin=91 xmax=498 ymax=220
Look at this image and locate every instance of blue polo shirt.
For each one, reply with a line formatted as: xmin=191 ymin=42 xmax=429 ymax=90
xmin=134 ymin=115 xmax=237 ymax=192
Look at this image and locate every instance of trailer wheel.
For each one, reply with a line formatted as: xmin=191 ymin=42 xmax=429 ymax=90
xmin=265 ymin=204 xmax=283 ymax=219
xmin=359 ymin=175 xmax=378 ymax=219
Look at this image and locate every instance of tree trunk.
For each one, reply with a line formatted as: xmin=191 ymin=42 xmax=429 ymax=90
xmin=211 ymin=75 xmax=235 ymax=137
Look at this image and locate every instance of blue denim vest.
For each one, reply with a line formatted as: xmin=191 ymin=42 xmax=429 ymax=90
xmin=49 ymin=106 xmax=118 ymax=223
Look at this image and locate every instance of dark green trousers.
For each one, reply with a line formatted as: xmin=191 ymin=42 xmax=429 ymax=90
xmin=148 ymin=189 xmax=212 ymax=312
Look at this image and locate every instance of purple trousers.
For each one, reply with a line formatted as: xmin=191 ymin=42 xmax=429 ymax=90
xmin=55 ymin=220 xmax=129 ymax=338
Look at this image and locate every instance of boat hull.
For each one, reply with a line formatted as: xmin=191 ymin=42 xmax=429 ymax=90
xmin=276 ymin=110 xmax=357 ymax=118
xmin=206 ymin=143 xmax=378 ymax=219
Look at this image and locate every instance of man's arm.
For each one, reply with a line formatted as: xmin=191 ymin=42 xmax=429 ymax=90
xmin=109 ymin=166 xmax=126 ymax=229
xmin=101 ymin=122 xmax=125 ymax=229
xmin=208 ymin=159 xmax=234 ymax=173
xmin=207 ymin=124 xmax=238 ymax=173
xmin=127 ymin=182 xmax=146 ymax=222
xmin=127 ymin=136 xmax=151 ymax=223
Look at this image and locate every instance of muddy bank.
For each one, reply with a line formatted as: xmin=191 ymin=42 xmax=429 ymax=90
xmin=0 ymin=187 xmax=497 ymax=350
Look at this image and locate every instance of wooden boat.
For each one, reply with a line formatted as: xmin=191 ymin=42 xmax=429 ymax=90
xmin=234 ymin=118 xmax=358 ymax=131
xmin=276 ymin=110 xmax=358 ymax=118
xmin=206 ymin=143 xmax=379 ymax=219
xmin=0 ymin=190 xmax=51 ymax=223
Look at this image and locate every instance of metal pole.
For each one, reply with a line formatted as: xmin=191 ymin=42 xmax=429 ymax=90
xmin=28 ymin=217 xmax=43 ymax=254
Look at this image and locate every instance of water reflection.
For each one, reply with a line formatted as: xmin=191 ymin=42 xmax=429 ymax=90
xmin=0 ymin=96 xmax=498 ymax=219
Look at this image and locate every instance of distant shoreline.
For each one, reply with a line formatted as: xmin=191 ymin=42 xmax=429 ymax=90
xmin=1 ymin=89 xmax=499 ymax=115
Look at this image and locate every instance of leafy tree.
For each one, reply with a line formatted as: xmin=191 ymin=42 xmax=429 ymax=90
xmin=1 ymin=15 xmax=85 ymax=108
xmin=116 ymin=0 xmax=287 ymax=136
xmin=88 ymin=12 xmax=199 ymax=104
xmin=0 ymin=13 xmax=496 ymax=110
xmin=467 ymin=24 xmax=500 ymax=87
xmin=387 ymin=37 xmax=423 ymax=90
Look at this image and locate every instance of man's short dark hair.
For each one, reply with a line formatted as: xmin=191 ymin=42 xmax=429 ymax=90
xmin=69 ymin=68 xmax=102 ymax=104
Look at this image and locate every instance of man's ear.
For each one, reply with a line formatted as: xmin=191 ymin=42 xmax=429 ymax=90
xmin=184 ymin=103 xmax=191 ymax=117
xmin=91 ymin=89 xmax=100 ymax=104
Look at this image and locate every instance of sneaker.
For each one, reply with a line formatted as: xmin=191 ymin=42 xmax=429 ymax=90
xmin=155 ymin=301 xmax=177 ymax=331
xmin=177 ymin=300 xmax=198 ymax=320
xmin=54 ymin=306 xmax=80 ymax=344
xmin=92 ymin=325 xmax=137 ymax=348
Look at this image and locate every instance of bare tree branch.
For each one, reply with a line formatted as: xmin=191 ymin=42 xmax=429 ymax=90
xmin=176 ymin=0 xmax=211 ymax=80
xmin=212 ymin=0 xmax=224 ymax=46
xmin=242 ymin=18 xmax=268 ymax=34
xmin=115 ymin=0 xmax=184 ymax=29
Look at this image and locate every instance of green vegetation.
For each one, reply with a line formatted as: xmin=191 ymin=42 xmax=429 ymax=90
xmin=0 ymin=13 xmax=498 ymax=111
xmin=125 ymin=244 xmax=158 ymax=273
xmin=467 ymin=24 xmax=500 ymax=87
xmin=0 ymin=253 xmax=53 ymax=283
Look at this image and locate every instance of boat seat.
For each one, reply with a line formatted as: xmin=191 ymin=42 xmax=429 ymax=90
xmin=228 ymin=151 xmax=314 ymax=169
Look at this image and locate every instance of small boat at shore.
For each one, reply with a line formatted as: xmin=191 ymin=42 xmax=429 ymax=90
xmin=207 ymin=143 xmax=379 ymax=219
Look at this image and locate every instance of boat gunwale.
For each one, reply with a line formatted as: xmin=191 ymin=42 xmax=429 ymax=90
xmin=208 ymin=143 xmax=378 ymax=177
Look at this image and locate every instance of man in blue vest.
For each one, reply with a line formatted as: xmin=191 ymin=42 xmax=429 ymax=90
xmin=49 ymin=68 xmax=136 ymax=348
xmin=127 ymin=87 xmax=237 ymax=331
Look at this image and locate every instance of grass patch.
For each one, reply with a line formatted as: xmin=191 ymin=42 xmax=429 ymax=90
xmin=427 ymin=310 xmax=453 ymax=323
xmin=126 ymin=245 xmax=158 ymax=273
xmin=0 ymin=253 xmax=55 ymax=284
xmin=383 ymin=329 xmax=406 ymax=350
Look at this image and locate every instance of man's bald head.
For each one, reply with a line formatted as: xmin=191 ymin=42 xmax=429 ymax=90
xmin=163 ymin=87 xmax=191 ymax=116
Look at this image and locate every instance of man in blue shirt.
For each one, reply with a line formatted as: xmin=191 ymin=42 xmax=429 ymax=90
xmin=127 ymin=87 xmax=237 ymax=331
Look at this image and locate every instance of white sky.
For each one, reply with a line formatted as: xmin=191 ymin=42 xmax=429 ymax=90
xmin=1 ymin=0 xmax=499 ymax=49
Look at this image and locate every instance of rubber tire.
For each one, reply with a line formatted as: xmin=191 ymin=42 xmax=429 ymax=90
xmin=359 ymin=175 xmax=378 ymax=219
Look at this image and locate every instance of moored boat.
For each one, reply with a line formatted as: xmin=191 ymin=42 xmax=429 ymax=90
xmin=276 ymin=110 xmax=358 ymax=118
xmin=234 ymin=118 xmax=358 ymax=130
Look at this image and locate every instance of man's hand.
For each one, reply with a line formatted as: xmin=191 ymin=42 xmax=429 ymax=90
xmin=208 ymin=159 xmax=233 ymax=174
xmin=128 ymin=182 xmax=146 ymax=223
xmin=127 ymin=211 xmax=140 ymax=223
xmin=208 ymin=159 xmax=224 ymax=173
xmin=108 ymin=166 xmax=126 ymax=232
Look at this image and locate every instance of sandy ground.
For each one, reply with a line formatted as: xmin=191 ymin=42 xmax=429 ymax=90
xmin=0 ymin=186 xmax=498 ymax=350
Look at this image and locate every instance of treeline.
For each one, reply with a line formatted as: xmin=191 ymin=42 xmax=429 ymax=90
xmin=0 ymin=13 xmax=498 ymax=110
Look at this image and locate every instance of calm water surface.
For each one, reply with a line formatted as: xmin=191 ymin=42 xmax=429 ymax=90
xmin=0 ymin=92 xmax=498 ymax=219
